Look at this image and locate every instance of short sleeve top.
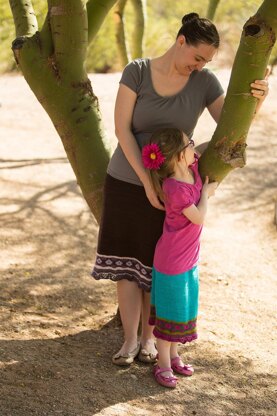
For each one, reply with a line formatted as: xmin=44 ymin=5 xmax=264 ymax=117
xmin=153 ymin=155 xmax=203 ymax=275
xmin=107 ymin=58 xmax=224 ymax=186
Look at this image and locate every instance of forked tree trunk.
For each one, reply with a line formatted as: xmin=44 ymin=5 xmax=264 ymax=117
xmin=9 ymin=0 xmax=117 ymax=223
xmin=199 ymin=0 xmax=277 ymax=182
xmin=8 ymin=0 xmax=277 ymax=222
xmin=206 ymin=0 xmax=221 ymax=20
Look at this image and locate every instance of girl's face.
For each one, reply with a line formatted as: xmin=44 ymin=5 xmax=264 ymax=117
xmin=175 ymin=36 xmax=217 ymax=76
xmin=181 ymin=133 xmax=195 ymax=166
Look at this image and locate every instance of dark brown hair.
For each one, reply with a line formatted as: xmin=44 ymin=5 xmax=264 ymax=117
xmin=177 ymin=12 xmax=220 ymax=48
xmin=148 ymin=128 xmax=188 ymax=201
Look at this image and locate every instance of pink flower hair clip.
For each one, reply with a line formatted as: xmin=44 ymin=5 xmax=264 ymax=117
xmin=142 ymin=143 xmax=165 ymax=170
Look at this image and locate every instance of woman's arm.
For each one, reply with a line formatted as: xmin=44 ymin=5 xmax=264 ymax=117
xmin=114 ymin=84 xmax=164 ymax=210
xmin=207 ymin=71 xmax=270 ymax=123
xmin=195 ymin=94 xmax=225 ymax=155
xmin=207 ymin=94 xmax=225 ymax=123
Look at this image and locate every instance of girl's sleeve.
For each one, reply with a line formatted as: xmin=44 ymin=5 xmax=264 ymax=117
xmin=165 ymin=182 xmax=195 ymax=215
xmin=119 ymin=60 xmax=141 ymax=93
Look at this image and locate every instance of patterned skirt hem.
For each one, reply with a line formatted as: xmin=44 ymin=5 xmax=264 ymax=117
xmin=92 ymin=253 xmax=152 ymax=292
xmin=149 ymin=310 xmax=198 ymax=343
xmin=92 ymin=270 xmax=151 ymax=292
xmin=153 ymin=328 xmax=198 ymax=344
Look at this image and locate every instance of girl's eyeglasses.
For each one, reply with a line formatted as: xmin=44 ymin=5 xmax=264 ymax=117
xmin=183 ymin=139 xmax=195 ymax=149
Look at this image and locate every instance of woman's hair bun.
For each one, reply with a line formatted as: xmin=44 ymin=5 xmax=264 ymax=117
xmin=182 ymin=12 xmax=199 ymax=25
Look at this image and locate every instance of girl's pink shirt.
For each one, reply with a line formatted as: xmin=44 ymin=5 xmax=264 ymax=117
xmin=153 ymin=155 xmax=203 ymax=275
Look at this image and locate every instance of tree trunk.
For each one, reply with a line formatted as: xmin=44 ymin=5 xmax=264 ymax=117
xmin=114 ymin=0 xmax=129 ymax=67
xmin=130 ymin=0 xmax=145 ymax=59
xmin=199 ymin=0 xmax=277 ymax=183
xmin=206 ymin=0 xmax=221 ymax=21
xmin=9 ymin=0 xmax=117 ymax=223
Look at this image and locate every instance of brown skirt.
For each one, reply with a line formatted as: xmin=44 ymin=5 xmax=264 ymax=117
xmin=91 ymin=174 xmax=165 ymax=291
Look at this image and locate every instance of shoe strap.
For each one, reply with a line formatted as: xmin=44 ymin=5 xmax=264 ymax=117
xmin=171 ymin=356 xmax=181 ymax=365
xmin=113 ymin=343 xmax=139 ymax=359
xmin=155 ymin=366 xmax=173 ymax=375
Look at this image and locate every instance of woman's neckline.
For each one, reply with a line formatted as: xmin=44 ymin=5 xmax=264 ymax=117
xmin=147 ymin=58 xmax=194 ymax=98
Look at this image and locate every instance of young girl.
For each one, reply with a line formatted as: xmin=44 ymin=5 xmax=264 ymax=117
xmin=141 ymin=128 xmax=218 ymax=388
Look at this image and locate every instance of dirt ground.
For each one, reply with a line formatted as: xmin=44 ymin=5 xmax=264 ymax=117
xmin=0 ymin=68 xmax=276 ymax=416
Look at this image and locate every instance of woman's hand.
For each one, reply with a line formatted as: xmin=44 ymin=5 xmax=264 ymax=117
xmin=144 ymin=182 xmax=165 ymax=210
xmin=250 ymin=67 xmax=270 ymax=110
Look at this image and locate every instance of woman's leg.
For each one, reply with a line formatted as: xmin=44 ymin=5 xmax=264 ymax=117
xmin=116 ymin=279 xmax=142 ymax=354
xmin=140 ymin=291 xmax=157 ymax=355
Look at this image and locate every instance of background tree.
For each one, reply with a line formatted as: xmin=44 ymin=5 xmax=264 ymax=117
xmin=206 ymin=0 xmax=221 ymax=20
xmin=129 ymin=0 xmax=145 ymax=59
xmin=113 ymin=0 xmax=145 ymax=68
xmin=114 ymin=0 xmax=129 ymax=67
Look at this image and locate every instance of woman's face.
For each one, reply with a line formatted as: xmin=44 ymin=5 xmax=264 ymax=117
xmin=175 ymin=35 xmax=217 ymax=76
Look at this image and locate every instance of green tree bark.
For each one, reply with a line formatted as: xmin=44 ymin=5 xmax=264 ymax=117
xmin=199 ymin=0 xmax=277 ymax=183
xmin=114 ymin=0 xmax=129 ymax=67
xmin=130 ymin=0 xmax=145 ymax=59
xmin=206 ymin=0 xmax=221 ymax=21
xmin=9 ymin=0 xmax=117 ymax=223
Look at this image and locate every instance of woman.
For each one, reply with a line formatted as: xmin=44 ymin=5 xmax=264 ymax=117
xmin=92 ymin=12 xmax=269 ymax=366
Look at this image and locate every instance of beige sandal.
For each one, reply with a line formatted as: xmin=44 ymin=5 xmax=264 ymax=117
xmin=138 ymin=347 xmax=158 ymax=363
xmin=112 ymin=342 xmax=140 ymax=366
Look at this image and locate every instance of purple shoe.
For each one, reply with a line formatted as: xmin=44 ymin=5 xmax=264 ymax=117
xmin=171 ymin=356 xmax=194 ymax=376
xmin=153 ymin=365 xmax=178 ymax=388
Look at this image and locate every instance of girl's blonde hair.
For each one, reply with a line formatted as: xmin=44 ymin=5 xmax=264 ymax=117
xmin=148 ymin=128 xmax=188 ymax=201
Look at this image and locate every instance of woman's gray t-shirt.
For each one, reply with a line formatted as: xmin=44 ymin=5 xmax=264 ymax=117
xmin=107 ymin=58 xmax=224 ymax=186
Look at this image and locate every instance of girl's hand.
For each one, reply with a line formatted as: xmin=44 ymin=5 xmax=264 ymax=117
xmin=202 ymin=176 xmax=218 ymax=198
xmin=250 ymin=67 xmax=270 ymax=103
xmin=144 ymin=182 xmax=165 ymax=210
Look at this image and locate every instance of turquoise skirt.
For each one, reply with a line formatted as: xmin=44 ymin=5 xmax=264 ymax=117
xmin=149 ymin=266 xmax=199 ymax=343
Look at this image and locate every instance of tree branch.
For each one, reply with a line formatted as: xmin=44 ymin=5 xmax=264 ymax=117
xmin=87 ymin=0 xmax=117 ymax=44
xmin=9 ymin=0 xmax=38 ymax=37
xmin=47 ymin=0 xmax=88 ymax=81
xmin=39 ymin=12 xmax=54 ymax=58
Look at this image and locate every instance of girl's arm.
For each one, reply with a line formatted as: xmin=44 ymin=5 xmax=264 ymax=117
xmin=182 ymin=177 xmax=217 ymax=225
xmin=114 ymin=84 xmax=164 ymax=210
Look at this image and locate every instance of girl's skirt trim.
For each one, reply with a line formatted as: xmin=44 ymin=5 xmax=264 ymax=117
xmin=149 ymin=307 xmax=198 ymax=343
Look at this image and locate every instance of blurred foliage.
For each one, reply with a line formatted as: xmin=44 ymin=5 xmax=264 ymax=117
xmin=0 ymin=0 xmax=276 ymax=74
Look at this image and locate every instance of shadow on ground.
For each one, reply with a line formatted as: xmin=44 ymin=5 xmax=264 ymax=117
xmin=0 ymin=324 xmax=276 ymax=416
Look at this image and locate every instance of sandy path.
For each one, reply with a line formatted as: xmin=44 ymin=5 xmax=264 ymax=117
xmin=0 ymin=70 xmax=276 ymax=416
